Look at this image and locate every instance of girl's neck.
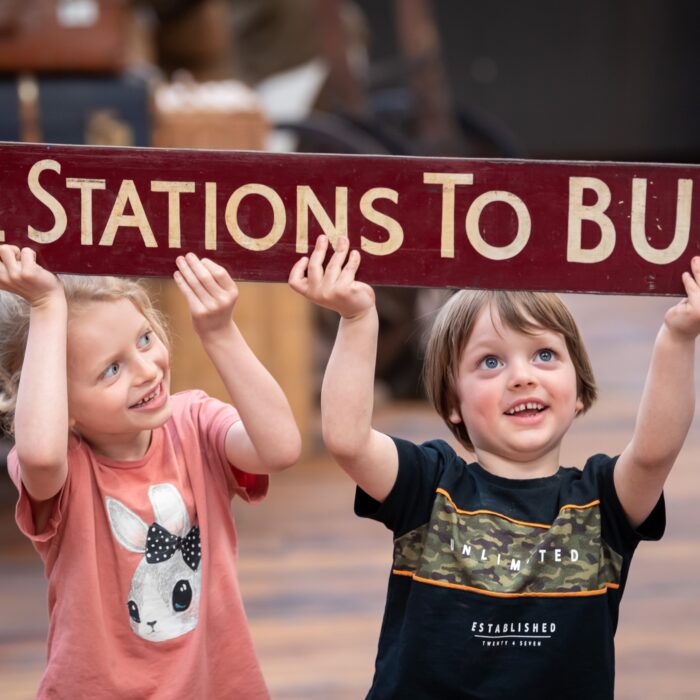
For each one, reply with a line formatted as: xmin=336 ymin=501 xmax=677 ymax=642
xmin=81 ymin=429 xmax=153 ymax=462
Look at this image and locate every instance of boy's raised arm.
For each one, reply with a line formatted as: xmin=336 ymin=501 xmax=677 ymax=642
xmin=0 ymin=246 xmax=68 ymax=502
xmin=174 ymin=253 xmax=302 ymax=474
xmin=289 ymin=236 xmax=398 ymax=503
xmin=615 ymin=256 xmax=700 ymax=528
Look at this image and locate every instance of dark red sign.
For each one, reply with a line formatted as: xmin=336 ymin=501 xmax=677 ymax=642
xmin=0 ymin=141 xmax=698 ymax=295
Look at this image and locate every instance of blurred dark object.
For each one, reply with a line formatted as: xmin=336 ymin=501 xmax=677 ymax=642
xmin=229 ymin=0 xmax=366 ymax=91
xmin=356 ymin=0 xmax=700 ymax=162
xmin=152 ymin=0 xmax=236 ymax=81
xmin=0 ymin=73 xmax=150 ymax=145
xmin=0 ymin=0 xmax=131 ymax=73
xmin=0 ymin=436 xmax=9 ymax=473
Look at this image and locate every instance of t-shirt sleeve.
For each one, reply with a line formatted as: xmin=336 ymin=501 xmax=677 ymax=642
xmin=189 ymin=391 xmax=269 ymax=503
xmin=355 ymin=437 xmax=454 ymax=537
xmin=584 ymin=453 xmax=665 ymax=548
xmin=7 ymin=446 xmax=70 ymax=543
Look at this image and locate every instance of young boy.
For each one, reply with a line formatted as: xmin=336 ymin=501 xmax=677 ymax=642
xmin=289 ymin=235 xmax=700 ymax=700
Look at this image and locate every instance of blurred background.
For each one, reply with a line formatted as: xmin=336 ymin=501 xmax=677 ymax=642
xmin=1 ymin=1 xmax=699 ymax=698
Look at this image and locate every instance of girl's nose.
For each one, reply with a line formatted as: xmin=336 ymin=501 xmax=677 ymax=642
xmin=134 ymin=353 xmax=159 ymax=384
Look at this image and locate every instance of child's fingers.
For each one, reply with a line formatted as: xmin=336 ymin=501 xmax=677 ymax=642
xmin=323 ymin=236 xmax=350 ymax=283
xmin=288 ymin=256 xmax=310 ymax=295
xmin=0 ymin=244 xmax=21 ymax=275
xmin=682 ymin=257 xmax=700 ymax=295
xmin=182 ymin=253 xmax=227 ymax=300
xmin=337 ymin=248 xmax=361 ymax=285
xmin=173 ymin=269 xmax=205 ymax=313
xmin=175 ymin=255 xmax=211 ymax=304
xmin=19 ymin=246 xmax=38 ymax=273
xmin=306 ymin=235 xmax=329 ymax=287
xmin=200 ymin=257 xmax=237 ymax=294
xmin=689 ymin=256 xmax=700 ymax=286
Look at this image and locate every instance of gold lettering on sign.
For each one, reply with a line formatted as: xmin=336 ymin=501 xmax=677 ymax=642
xmin=151 ymin=180 xmax=196 ymax=248
xmin=296 ymin=186 xmax=348 ymax=253
xmin=204 ymin=182 xmax=217 ymax=250
xmin=631 ymin=178 xmax=692 ymax=264
xmin=27 ymin=159 xmax=67 ymax=243
xmin=359 ymin=188 xmax=403 ymax=256
xmin=100 ymin=180 xmax=157 ymax=248
xmin=466 ymin=191 xmax=531 ymax=260
xmin=423 ymin=173 xmax=474 ymax=258
xmin=66 ymin=178 xmax=106 ymax=244
xmin=567 ymin=177 xmax=615 ymax=263
xmin=225 ymin=184 xmax=285 ymax=251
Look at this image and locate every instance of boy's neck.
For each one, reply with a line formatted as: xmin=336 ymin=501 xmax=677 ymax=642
xmin=473 ymin=447 xmax=562 ymax=480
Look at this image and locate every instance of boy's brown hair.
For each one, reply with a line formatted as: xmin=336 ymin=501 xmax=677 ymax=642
xmin=422 ymin=290 xmax=597 ymax=451
xmin=0 ymin=275 xmax=169 ymax=436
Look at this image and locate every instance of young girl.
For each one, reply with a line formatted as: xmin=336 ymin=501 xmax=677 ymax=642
xmin=0 ymin=245 xmax=301 ymax=699
xmin=289 ymin=234 xmax=700 ymax=700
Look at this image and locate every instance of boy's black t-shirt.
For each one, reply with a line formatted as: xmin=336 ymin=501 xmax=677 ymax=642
xmin=355 ymin=438 xmax=665 ymax=700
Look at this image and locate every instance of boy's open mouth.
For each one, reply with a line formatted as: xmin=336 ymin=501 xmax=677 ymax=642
xmin=504 ymin=401 xmax=546 ymax=418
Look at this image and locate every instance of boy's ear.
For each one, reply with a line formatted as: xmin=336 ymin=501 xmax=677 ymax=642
xmin=574 ymin=397 xmax=584 ymax=415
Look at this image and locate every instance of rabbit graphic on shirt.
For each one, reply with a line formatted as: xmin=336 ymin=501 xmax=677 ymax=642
xmin=106 ymin=483 xmax=202 ymax=642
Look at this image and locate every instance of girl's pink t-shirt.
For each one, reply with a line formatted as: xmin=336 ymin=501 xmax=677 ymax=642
xmin=7 ymin=390 xmax=270 ymax=699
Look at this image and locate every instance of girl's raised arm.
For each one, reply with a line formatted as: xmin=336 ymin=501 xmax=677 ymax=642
xmin=0 ymin=246 xmax=68 ymax=502
xmin=174 ymin=253 xmax=301 ymax=474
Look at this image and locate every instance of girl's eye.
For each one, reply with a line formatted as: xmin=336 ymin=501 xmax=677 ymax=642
xmin=536 ymin=348 xmax=555 ymax=362
xmin=479 ymin=355 xmax=502 ymax=370
xmin=103 ymin=363 xmax=120 ymax=379
xmin=137 ymin=331 xmax=152 ymax=348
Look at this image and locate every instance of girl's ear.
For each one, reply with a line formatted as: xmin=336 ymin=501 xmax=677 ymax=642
xmin=449 ymin=407 xmax=462 ymax=424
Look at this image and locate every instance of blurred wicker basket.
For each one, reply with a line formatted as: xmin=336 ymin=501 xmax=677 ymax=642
xmin=151 ymin=80 xmax=268 ymax=151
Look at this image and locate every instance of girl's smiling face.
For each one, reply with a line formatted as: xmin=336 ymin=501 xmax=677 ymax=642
xmin=449 ymin=303 xmax=583 ymax=478
xmin=67 ymin=298 xmax=171 ymax=460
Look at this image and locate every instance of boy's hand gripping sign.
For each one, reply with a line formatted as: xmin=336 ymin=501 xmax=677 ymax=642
xmin=0 ymin=141 xmax=697 ymax=295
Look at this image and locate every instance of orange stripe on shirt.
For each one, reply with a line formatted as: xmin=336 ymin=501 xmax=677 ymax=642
xmin=392 ymin=570 xmax=619 ymax=598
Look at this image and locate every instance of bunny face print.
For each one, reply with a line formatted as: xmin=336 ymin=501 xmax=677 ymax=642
xmin=106 ymin=483 xmax=202 ymax=642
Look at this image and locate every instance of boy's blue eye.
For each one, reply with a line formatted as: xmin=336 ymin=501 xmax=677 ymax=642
xmin=137 ymin=331 xmax=152 ymax=348
xmin=103 ymin=362 xmax=120 ymax=379
xmin=537 ymin=349 xmax=555 ymax=362
xmin=480 ymin=355 xmax=502 ymax=370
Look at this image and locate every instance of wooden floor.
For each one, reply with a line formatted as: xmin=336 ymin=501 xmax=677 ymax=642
xmin=2 ymin=294 xmax=700 ymax=699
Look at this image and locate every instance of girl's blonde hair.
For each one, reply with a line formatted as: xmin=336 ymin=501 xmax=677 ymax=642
xmin=422 ymin=290 xmax=597 ymax=452
xmin=0 ymin=276 xmax=169 ymax=436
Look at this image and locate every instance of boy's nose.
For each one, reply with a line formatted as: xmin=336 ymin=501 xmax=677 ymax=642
xmin=507 ymin=360 xmax=537 ymax=389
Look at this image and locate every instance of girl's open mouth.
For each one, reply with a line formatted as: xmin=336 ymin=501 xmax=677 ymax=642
xmin=130 ymin=383 xmax=166 ymax=410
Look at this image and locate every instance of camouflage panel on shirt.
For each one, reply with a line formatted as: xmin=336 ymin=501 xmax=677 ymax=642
xmin=392 ymin=490 xmax=623 ymax=595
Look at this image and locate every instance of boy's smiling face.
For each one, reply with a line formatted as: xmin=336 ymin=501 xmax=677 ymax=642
xmin=449 ymin=303 xmax=583 ymax=478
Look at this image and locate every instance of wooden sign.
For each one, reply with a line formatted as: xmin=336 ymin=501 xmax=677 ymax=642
xmin=0 ymin=141 xmax=698 ymax=295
